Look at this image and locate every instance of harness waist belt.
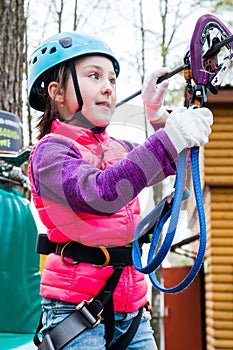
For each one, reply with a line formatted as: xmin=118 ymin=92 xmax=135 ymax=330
xmin=36 ymin=234 xmax=134 ymax=267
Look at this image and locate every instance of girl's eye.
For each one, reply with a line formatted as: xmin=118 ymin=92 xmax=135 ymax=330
xmin=110 ymin=78 xmax=116 ymax=85
xmin=89 ymin=72 xmax=99 ymax=79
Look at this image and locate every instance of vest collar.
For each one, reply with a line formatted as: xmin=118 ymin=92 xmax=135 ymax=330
xmin=51 ymin=119 xmax=109 ymax=144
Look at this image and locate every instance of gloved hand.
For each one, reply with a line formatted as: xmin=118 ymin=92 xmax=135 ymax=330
xmin=164 ymin=106 xmax=213 ymax=153
xmin=142 ymin=68 xmax=169 ymax=123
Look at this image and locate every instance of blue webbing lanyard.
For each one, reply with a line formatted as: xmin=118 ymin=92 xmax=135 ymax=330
xmin=132 ymin=146 xmax=206 ymax=293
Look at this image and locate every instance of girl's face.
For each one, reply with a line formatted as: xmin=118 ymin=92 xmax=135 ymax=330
xmin=63 ymin=55 xmax=117 ymax=127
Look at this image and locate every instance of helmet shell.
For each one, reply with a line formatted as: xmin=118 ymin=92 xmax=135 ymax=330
xmin=28 ymin=32 xmax=120 ymax=111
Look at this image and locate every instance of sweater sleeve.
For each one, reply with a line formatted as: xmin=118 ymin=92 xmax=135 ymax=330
xmin=31 ymin=129 xmax=178 ymax=215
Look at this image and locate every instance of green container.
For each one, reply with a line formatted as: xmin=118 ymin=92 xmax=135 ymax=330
xmin=0 ymin=184 xmax=41 ymax=334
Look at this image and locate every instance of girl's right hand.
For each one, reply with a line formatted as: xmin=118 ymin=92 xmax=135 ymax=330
xmin=164 ymin=106 xmax=213 ymax=153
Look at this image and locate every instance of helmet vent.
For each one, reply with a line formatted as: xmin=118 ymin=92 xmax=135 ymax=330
xmin=50 ymin=47 xmax=57 ymax=54
xmin=32 ymin=57 xmax=37 ymax=64
xmin=41 ymin=48 xmax=47 ymax=54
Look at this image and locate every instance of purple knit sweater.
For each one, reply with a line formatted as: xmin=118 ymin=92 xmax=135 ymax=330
xmin=31 ymin=121 xmax=178 ymax=216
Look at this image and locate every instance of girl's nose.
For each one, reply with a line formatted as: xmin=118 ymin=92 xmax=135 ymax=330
xmin=101 ymin=80 xmax=114 ymax=95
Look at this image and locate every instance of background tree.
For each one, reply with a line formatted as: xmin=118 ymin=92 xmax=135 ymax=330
xmin=0 ymin=0 xmax=25 ymax=121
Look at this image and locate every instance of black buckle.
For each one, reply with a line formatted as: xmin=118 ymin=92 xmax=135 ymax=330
xmin=76 ymin=299 xmax=103 ymax=328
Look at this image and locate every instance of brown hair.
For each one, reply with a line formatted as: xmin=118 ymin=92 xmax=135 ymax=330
xmin=36 ymin=61 xmax=70 ymax=140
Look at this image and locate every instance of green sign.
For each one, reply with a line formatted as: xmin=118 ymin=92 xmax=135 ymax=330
xmin=0 ymin=111 xmax=22 ymax=153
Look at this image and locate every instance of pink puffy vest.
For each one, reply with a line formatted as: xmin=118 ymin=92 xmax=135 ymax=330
xmin=29 ymin=120 xmax=148 ymax=312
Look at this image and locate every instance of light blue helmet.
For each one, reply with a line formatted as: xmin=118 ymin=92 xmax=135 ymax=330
xmin=28 ymin=32 xmax=120 ymax=111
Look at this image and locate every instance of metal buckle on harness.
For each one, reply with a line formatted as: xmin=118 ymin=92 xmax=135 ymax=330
xmin=76 ymin=299 xmax=103 ymax=328
xmin=60 ymin=242 xmax=79 ymax=265
xmin=60 ymin=242 xmax=110 ymax=267
xmin=95 ymin=246 xmax=110 ymax=268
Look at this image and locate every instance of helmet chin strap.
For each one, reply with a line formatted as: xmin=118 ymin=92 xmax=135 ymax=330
xmin=68 ymin=60 xmax=83 ymax=112
xmin=66 ymin=61 xmax=107 ymax=134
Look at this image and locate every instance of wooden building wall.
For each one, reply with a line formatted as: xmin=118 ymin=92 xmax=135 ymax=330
xmin=204 ymin=87 xmax=233 ymax=350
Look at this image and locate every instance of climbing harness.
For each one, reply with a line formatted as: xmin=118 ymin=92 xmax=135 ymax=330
xmin=36 ymin=234 xmax=135 ymax=268
xmin=132 ymin=14 xmax=233 ymax=293
xmin=34 ymin=235 xmax=144 ymax=350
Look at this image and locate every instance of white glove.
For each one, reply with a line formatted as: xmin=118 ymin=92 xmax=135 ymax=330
xmin=142 ymin=68 xmax=169 ymax=123
xmin=164 ymin=106 xmax=213 ymax=153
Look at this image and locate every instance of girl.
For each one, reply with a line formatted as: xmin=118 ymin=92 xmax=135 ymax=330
xmin=28 ymin=32 xmax=213 ymax=350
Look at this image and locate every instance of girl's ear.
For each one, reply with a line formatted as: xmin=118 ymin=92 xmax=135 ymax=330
xmin=48 ymin=82 xmax=65 ymax=103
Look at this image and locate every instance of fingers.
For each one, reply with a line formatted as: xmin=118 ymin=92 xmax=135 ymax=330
xmin=151 ymin=80 xmax=169 ymax=105
xmin=199 ymin=107 xmax=214 ymax=125
xmin=152 ymin=67 xmax=169 ymax=80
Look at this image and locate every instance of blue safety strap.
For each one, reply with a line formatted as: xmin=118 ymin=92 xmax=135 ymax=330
xmin=132 ymin=149 xmax=189 ymax=274
xmin=132 ymin=146 xmax=206 ymax=293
